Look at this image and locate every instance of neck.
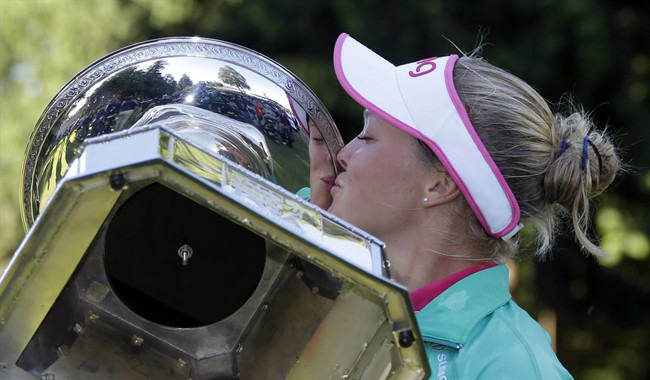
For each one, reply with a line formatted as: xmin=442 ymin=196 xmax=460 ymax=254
xmin=380 ymin=225 xmax=490 ymax=291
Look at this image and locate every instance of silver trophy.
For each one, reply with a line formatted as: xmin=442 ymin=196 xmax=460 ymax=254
xmin=0 ymin=37 xmax=430 ymax=379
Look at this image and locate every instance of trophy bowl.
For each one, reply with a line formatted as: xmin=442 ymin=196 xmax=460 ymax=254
xmin=20 ymin=36 xmax=344 ymax=230
xmin=1 ymin=37 xmax=429 ymax=380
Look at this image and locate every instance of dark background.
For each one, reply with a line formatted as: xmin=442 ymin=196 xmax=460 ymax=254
xmin=1 ymin=1 xmax=648 ymax=379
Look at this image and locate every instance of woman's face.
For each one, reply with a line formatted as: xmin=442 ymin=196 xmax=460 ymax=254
xmin=328 ymin=111 xmax=430 ymax=238
xmin=308 ymin=120 xmax=336 ymax=209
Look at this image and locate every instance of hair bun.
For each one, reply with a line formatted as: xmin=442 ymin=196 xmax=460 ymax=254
xmin=543 ymin=110 xmax=620 ymax=255
xmin=546 ymin=112 xmax=618 ymax=207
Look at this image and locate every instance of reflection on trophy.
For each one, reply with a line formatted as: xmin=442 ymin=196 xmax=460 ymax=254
xmin=0 ymin=37 xmax=430 ymax=379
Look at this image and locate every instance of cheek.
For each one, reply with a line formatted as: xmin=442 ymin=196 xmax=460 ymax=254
xmin=309 ymin=145 xmax=329 ymax=170
xmin=346 ymin=160 xmax=389 ymax=200
xmin=373 ymin=153 xmax=425 ymax=198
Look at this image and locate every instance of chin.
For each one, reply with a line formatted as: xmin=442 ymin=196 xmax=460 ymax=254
xmin=326 ymin=202 xmax=340 ymax=217
xmin=311 ymin=196 xmax=332 ymax=210
xmin=327 ymin=204 xmax=349 ymax=222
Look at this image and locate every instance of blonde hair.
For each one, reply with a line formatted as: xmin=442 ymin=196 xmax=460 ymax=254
xmin=418 ymin=56 xmax=621 ymax=260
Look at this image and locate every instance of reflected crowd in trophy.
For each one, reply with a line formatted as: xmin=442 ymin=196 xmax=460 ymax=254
xmin=66 ymin=62 xmax=301 ymax=150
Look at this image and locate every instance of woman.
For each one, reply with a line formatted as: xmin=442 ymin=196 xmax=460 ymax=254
xmin=327 ymin=33 xmax=620 ymax=379
xmin=297 ymin=117 xmax=337 ymax=209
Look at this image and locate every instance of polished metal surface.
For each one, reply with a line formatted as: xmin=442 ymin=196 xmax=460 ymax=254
xmin=1 ymin=124 xmax=428 ymax=379
xmin=20 ymin=36 xmax=343 ymax=230
xmin=2 ymin=36 xmax=430 ymax=379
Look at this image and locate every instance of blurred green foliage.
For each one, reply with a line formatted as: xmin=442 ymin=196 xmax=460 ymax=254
xmin=1 ymin=0 xmax=648 ymax=379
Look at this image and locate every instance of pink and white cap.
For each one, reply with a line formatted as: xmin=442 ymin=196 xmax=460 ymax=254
xmin=333 ymin=33 xmax=522 ymax=239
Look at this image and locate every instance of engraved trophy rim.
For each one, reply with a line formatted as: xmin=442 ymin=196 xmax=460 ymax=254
xmin=20 ymin=36 xmax=344 ymax=229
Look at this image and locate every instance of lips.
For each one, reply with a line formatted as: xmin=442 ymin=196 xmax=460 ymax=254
xmin=330 ymin=177 xmax=342 ymax=193
xmin=320 ymin=175 xmax=335 ymax=188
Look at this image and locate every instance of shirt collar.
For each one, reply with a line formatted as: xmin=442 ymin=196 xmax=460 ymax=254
xmin=410 ymin=262 xmax=498 ymax=312
xmin=415 ymin=265 xmax=512 ymax=347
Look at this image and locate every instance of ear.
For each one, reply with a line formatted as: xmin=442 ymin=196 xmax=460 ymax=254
xmin=421 ymin=171 xmax=461 ymax=208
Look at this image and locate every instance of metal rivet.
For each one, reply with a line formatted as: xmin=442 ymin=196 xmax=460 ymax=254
xmin=177 ymin=244 xmax=193 ymax=266
xmin=398 ymin=330 xmax=415 ymax=348
xmin=130 ymin=334 xmax=144 ymax=346
xmin=109 ymin=173 xmax=126 ymax=190
xmin=88 ymin=311 xmax=100 ymax=322
xmin=72 ymin=323 xmax=85 ymax=334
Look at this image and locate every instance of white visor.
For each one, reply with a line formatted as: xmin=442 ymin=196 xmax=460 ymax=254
xmin=333 ymin=33 xmax=522 ymax=239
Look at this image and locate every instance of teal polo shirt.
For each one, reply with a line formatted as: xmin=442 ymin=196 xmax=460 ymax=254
xmin=415 ymin=265 xmax=573 ymax=379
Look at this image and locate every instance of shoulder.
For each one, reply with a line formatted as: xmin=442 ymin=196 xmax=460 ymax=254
xmin=418 ymin=265 xmax=573 ymax=379
xmin=296 ymin=187 xmax=311 ymax=201
xmin=458 ymin=300 xmax=573 ymax=379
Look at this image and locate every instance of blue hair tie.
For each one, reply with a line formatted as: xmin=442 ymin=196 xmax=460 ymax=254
xmin=581 ymin=136 xmax=589 ymax=170
xmin=560 ymin=138 xmax=568 ymax=154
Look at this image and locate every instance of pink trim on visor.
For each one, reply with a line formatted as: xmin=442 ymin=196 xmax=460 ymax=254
xmin=333 ymin=33 xmax=522 ymax=239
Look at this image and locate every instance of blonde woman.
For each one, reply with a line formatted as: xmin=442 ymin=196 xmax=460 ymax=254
xmin=327 ymin=33 xmax=620 ymax=379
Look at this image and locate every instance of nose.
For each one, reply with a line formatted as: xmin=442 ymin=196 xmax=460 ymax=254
xmin=336 ymin=141 xmax=353 ymax=170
